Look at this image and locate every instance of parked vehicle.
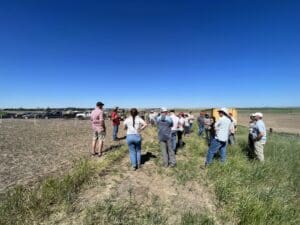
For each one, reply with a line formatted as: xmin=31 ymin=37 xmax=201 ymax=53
xmin=62 ymin=110 xmax=78 ymax=119
xmin=22 ymin=113 xmax=36 ymax=119
xmin=40 ymin=111 xmax=62 ymax=119
xmin=75 ymin=112 xmax=91 ymax=120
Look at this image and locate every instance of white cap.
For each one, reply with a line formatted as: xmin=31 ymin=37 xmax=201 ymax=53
xmin=218 ymin=107 xmax=229 ymax=115
xmin=161 ymin=107 xmax=168 ymax=112
xmin=254 ymin=112 xmax=263 ymax=118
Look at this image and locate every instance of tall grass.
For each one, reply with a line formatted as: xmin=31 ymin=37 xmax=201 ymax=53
xmin=206 ymin=126 xmax=300 ymax=224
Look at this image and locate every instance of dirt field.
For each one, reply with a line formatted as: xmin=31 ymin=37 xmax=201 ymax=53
xmin=238 ymin=111 xmax=300 ymax=134
xmin=0 ymin=119 xmax=126 ymax=192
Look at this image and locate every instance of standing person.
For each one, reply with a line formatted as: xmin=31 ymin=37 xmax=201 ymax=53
xmin=197 ymin=112 xmax=205 ymax=137
xmin=90 ymin=102 xmax=106 ymax=157
xmin=205 ymin=108 xmax=232 ymax=166
xmin=124 ymin=108 xmax=148 ymax=170
xmin=177 ymin=112 xmax=185 ymax=148
xmin=253 ymin=112 xmax=267 ymax=162
xmin=228 ymin=112 xmax=237 ymax=145
xmin=204 ymin=113 xmax=212 ymax=144
xmin=170 ymin=110 xmax=179 ymax=153
xmin=149 ymin=110 xmax=156 ymax=126
xmin=157 ymin=108 xmax=176 ymax=167
xmin=188 ymin=111 xmax=195 ymax=132
xmin=248 ymin=114 xmax=256 ymax=159
xmin=209 ymin=117 xmax=216 ymax=146
xmin=111 ymin=107 xmax=120 ymax=141
xmin=184 ymin=114 xmax=190 ymax=136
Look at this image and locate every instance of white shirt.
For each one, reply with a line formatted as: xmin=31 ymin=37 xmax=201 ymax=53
xmin=184 ymin=118 xmax=190 ymax=127
xmin=170 ymin=113 xmax=179 ymax=131
xmin=178 ymin=117 xmax=185 ymax=131
xmin=124 ymin=116 xmax=146 ymax=135
xmin=189 ymin=114 xmax=195 ymax=123
xmin=215 ymin=116 xmax=231 ymax=142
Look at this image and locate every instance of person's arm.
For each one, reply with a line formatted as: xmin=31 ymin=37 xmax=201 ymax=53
xmin=139 ymin=118 xmax=148 ymax=131
xmin=256 ymin=127 xmax=265 ymax=141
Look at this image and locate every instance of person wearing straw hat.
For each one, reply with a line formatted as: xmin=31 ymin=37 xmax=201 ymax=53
xmin=205 ymin=108 xmax=232 ymax=166
xmin=157 ymin=107 xmax=176 ymax=167
xmin=253 ymin=112 xmax=267 ymax=162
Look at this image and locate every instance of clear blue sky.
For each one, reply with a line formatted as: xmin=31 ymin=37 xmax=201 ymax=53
xmin=0 ymin=0 xmax=299 ymax=108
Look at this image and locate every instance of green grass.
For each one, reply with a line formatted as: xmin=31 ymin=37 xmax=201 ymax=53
xmin=0 ymin=146 xmax=128 ymax=225
xmin=84 ymin=195 xmax=167 ymax=225
xmin=180 ymin=211 xmax=215 ymax=225
xmin=206 ymin=127 xmax=300 ymax=224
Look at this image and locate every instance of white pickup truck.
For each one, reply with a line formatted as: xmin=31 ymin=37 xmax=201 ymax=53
xmin=75 ymin=112 xmax=91 ymax=120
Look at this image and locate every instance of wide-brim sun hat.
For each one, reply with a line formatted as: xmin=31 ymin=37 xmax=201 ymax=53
xmin=218 ymin=107 xmax=229 ymax=115
xmin=254 ymin=112 xmax=263 ymax=118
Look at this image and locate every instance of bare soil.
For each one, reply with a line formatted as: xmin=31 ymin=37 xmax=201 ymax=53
xmin=238 ymin=112 xmax=300 ymax=134
xmin=0 ymin=119 xmax=125 ymax=192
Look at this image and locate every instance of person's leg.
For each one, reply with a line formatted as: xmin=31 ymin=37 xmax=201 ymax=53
xmin=177 ymin=131 xmax=182 ymax=147
xmin=98 ymin=132 xmax=105 ymax=156
xmin=219 ymin=141 xmax=228 ymax=163
xmin=160 ymin=141 xmax=169 ymax=167
xmin=113 ymin=125 xmax=117 ymax=140
xmin=167 ymin=139 xmax=176 ymax=166
xmin=254 ymin=140 xmax=265 ymax=162
xmin=92 ymin=132 xmax=98 ymax=154
xmin=171 ymin=131 xmax=177 ymax=152
xmin=135 ymin=135 xmax=142 ymax=167
xmin=127 ymin=135 xmax=137 ymax=168
xmin=198 ymin=126 xmax=203 ymax=136
xmin=92 ymin=139 xmax=98 ymax=154
xmin=205 ymin=138 xmax=221 ymax=165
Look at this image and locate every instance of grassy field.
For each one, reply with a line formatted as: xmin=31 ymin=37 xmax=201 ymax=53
xmin=0 ymin=119 xmax=299 ymax=224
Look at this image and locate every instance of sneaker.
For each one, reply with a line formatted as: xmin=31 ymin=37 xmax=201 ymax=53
xmin=131 ymin=167 xmax=137 ymax=171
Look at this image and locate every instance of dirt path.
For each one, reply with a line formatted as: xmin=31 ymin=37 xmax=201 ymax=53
xmin=43 ymin=128 xmax=219 ymax=225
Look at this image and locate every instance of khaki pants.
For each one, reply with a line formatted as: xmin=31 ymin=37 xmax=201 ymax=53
xmin=254 ymin=140 xmax=266 ymax=162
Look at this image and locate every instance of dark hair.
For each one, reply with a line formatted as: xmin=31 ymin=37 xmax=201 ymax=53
xmin=170 ymin=109 xmax=175 ymax=113
xmin=130 ymin=108 xmax=138 ymax=127
xmin=96 ymin=102 xmax=104 ymax=107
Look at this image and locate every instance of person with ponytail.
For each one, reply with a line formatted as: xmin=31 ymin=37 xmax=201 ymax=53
xmin=124 ymin=108 xmax=148 ymax=171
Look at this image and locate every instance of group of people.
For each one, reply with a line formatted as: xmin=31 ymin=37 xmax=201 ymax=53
xmin=90 ymin=102 xmax=267 ymax=171
xmin=197 ymin=110 xmax=237 ymax=146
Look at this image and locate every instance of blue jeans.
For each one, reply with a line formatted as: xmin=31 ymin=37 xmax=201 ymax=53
xmin=113 ymin=125 xmax=119 ymax=140
xmin=171 ymin=131 xmax=177 ymax=152
xmin=198 ymin=125 xmax=204 ymax=136
xmin=126 ymin=134 xmax=142 ymax=168
xmin=205 ymin=138 xmax=227 ymax=165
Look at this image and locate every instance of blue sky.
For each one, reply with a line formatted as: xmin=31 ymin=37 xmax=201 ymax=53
xmin=0 ymin=0 xmax=299 ymax=108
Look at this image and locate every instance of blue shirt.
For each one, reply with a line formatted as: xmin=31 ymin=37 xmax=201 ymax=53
xmin=254 ymin=120 xmax=267 ymax=141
